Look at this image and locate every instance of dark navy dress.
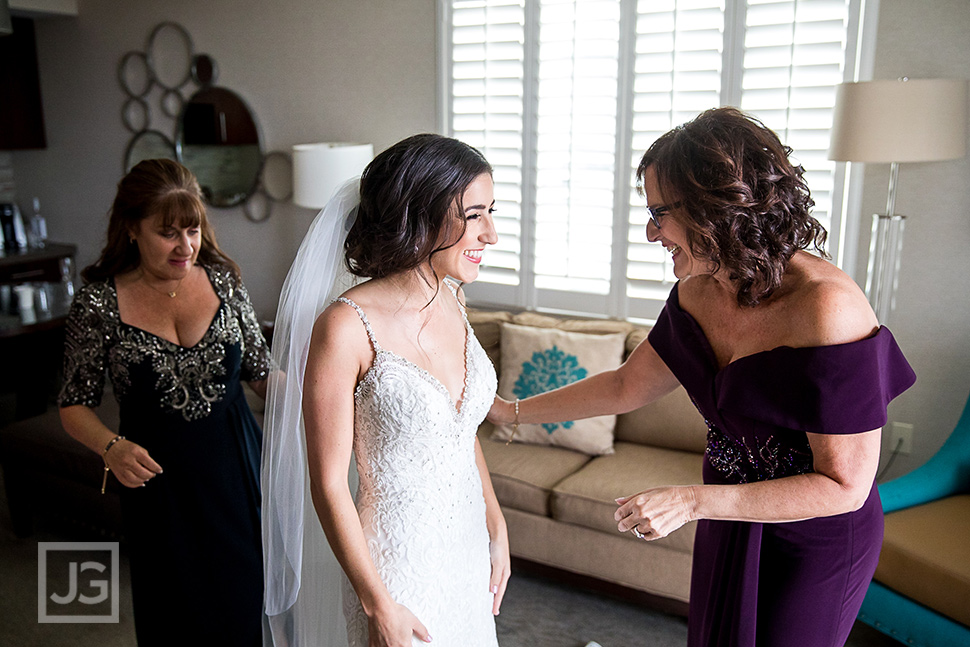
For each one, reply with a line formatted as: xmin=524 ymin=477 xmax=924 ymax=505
xmin=59 ymin=264 xmax=271 ymax=647
xmin=648 ymin=283 xmax=916 ymax=647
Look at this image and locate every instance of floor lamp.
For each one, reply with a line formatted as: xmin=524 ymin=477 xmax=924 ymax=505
xmin=828 ymin=78 xmax=968 ymax=324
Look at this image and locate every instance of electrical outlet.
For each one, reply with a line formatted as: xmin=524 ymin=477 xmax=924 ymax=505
xmin=889 ymin=422 xmax=913 ymax=455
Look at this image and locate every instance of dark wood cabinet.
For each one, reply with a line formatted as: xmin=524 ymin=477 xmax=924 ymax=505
xmin=0 ymin=17 xmax=47 ymax=150
xmin=0 ymin=243 xmax=76 ymax=421
xmin=0 ymin=242 xmax=76 ymax=286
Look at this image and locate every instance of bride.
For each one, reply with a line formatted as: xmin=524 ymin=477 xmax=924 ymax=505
xmin=262 ymin=134 xmax=510 ymax=647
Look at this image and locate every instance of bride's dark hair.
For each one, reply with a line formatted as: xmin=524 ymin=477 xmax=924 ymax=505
xmin=344 ymin=133 xmax=492 ymax=281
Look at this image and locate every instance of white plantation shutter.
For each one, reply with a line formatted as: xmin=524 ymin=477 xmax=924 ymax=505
xmin=532 ymin=0 xmax=621 ymax=313
xmin=738 ymin=0 xmax=850 ymax=238
xmin=625 ymin=0 xmax=726 ymax=319
xmin=450 ymin=0 xmax=527 ymax=289
xmin=442 ymin=0 xmax=859 ymax=319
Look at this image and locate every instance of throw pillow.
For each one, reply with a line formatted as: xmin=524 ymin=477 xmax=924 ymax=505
xmin=492 ymin=322 xmax=627 ymax=455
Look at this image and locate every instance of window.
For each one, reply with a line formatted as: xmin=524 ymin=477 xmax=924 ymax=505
xmin=441 ymin=0 xmax=863 ymax=320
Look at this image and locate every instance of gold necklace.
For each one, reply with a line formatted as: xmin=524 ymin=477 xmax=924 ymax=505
xmin=140 ymin=272 xmax=185 ymax=298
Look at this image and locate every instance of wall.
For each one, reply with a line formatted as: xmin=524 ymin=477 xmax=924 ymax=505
xmin=8 ymin=0 xmax=437 ymax=320
xmin=848 ymin=0 xmax=970 ymax=479
xmin=8 ymin=0 xmax=970 ymax=480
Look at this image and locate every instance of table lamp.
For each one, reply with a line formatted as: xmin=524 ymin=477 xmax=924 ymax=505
xmin=292 ymin=142 xmax=373 ymax=209
xmin=828 ymin=78 xmax=968 ymax=323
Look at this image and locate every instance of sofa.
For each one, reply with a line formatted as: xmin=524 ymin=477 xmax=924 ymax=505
xmin=468 ymin=308 xmax=708 ymax=611
xmin=856 ymin=389 xmax=970 ymax=646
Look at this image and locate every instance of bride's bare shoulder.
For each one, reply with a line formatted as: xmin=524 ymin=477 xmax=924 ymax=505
xmin=313 ymin=296 xmax=372 ymax=350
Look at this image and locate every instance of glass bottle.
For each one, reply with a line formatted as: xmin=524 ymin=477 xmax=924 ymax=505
xmin=27 ymin=197 xmax=47 ymax=249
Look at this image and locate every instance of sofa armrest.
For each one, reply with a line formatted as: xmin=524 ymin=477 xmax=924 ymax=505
xmin=880 ymin=396 xmax=970 ymax=513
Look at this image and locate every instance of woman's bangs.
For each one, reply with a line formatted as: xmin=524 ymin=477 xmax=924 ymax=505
xmin=157 ymin=191 xmax=206 ymax=229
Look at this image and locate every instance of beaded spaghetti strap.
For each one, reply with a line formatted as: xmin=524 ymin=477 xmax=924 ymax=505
xmin=444 ymin=279 xmax=469 ymax=321
xmin=333 ymin=297 xmax=381 ymax=353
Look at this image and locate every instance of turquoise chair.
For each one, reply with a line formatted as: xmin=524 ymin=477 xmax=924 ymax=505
xmin=857 ymin=392 xmax=970 ymax=646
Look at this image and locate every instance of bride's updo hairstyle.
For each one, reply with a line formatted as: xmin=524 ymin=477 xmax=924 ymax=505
xmin=637 ymin=107 xmax=826 ymax=307
xmin=345 ymin=133 xmax=492 ymax=281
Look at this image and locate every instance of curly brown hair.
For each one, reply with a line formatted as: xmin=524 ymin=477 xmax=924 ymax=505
xmin=636 ymin=107 xmax=826 ymax=307
xmin=83 ymin=159 xmax=239 ymax=283
xmin=344 ymin=133 xmax=492 ymax=284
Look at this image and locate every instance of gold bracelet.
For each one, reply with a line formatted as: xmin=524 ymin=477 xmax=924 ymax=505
xmin=100 ymin=435 xmax=125 ymax=495
xmin=506 ymin=399 xmax=520 ymax=445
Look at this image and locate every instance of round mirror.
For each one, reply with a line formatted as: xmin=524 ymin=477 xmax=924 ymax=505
xmin=176 ymin=87 xmax=263 ymax=208
xmin=125 ymin=130 xmax=177 ymax=173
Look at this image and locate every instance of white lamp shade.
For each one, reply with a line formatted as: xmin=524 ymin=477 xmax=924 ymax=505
xmin=828 ymin=78 xmax=968 ymax=163
xmin=292 ymin=142 xmax=374 ymax=208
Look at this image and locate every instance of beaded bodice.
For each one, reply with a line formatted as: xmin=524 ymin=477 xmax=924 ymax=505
xmin=59 ymin=264 xmax=271 ymax=421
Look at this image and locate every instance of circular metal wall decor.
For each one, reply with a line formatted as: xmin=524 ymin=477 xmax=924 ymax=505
xmin=261 ymin=151 xmax=293 ymax=202
xmin=243 ymin=190 xmax=272 ymax=223
xmin=118 ymin=51 xmax=152 ymax=98
xmin=160 ymin=88 xmax=184 ymax=119
xmin=191 ymin=54 xmax=218 ymax=87
xmin=146 ymin=21 xmax=193 ymax=91
xmin=124 ymin=130 xmax=177 ymax=173
xmin=121 ymin=97 xmax=150 ymax=134
xmin=117 ymin=21 xmax=287 ymax=221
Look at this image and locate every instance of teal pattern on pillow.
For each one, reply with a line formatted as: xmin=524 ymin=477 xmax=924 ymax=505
xmin=512 ymin=345 xmax=587 ymax=434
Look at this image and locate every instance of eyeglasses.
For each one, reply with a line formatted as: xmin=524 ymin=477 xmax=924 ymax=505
xmin=645 ymin=202 xmax=680 ymax=230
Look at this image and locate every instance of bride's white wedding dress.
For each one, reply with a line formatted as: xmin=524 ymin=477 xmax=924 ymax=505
xmin=336 ymin=286 xmax=499 ymax=647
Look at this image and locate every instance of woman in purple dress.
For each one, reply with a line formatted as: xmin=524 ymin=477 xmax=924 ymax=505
xmin=489 ymin=107 xmax=916 ymax=647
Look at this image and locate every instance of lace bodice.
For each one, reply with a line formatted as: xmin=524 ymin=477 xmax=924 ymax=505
xmin=335 ymin=286 xmax=499 ymax=646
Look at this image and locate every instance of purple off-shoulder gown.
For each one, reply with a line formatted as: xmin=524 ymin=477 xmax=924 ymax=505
xmin=648 ymin=283 xmax=916 ymax=647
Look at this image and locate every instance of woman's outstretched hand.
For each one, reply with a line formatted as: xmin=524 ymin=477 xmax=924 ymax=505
xmin=614 ymin=486 xmax=697 ymax=540
xmin=487 ymin=395 xmax=514 ymax=426
xmin=367 ymin=601 xmax=431 ymax=646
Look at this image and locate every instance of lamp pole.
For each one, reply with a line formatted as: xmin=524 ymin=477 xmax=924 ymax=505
xmin=828 ymin=78 xmax=968 ymax=325
xmin=864 ymin=160 xmax=905 ymax=324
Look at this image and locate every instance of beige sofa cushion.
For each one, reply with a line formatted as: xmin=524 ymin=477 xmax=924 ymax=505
xmin=493 ymin=323 xmax=627 ymax=455
xmin=478 ymin=424 xmax=591 ymax=516
xmin=469 ymin=308 xmax=709 ymax=455
xmin=615 ymin=386 xmax=709 ymax=453
xmin=874 ymin=494 xmax=970 ymax=627
xmin=549 ymin=441 xmax=703 ymax=554
xmin=510 ymin=311 xmax=637 ymax=337
xmin=467 ymin=309 xmax=511 ymax=369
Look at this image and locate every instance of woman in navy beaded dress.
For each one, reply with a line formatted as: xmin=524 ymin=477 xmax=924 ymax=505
xmin=490 ymin=108 xmax=916 ymax=647
xmin=58 ymin=159 xmax=271 ymax=646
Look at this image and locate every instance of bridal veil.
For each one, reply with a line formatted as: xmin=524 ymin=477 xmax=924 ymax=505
xmin=261 ymin=179 xmax=360 ymax=647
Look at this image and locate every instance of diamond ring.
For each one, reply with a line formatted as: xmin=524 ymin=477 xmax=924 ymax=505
xmin=631 ymin=526 xmax=645 ymax=539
